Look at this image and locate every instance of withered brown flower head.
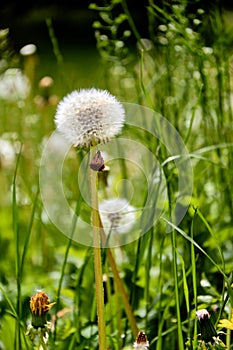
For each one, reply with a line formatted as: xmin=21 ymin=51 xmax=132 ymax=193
xmin=30 ymin=291 xmax=56 ymax=317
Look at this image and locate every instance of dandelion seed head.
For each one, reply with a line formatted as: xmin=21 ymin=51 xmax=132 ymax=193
xmin=20 ymin=43 xmax=37 ymax=56
xmin=0 ymin=138 xmax=15 ymax=167
xmin=54 ymin=88 xmax=125 ymax=148
xmin=0 ymin=68 xmax=30 ymax=102
xmin=99 ymin=198 xmax=136 ymax=234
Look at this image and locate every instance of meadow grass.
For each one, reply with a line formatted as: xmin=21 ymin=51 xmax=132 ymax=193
xmin=0 ymin=1 xmax=233 ymax=349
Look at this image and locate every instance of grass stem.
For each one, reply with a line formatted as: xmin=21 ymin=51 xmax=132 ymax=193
xmin=12 ymin=145 xmax=23 ymax=350
xmin=54 ymin=163 xmax=84 ymax=341
xmin=171 ymin=229 xmax=184 ymax=350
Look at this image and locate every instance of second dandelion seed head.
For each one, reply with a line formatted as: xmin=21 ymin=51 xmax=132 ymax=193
xmin=99 ymin=198 xmax=136 ymax=234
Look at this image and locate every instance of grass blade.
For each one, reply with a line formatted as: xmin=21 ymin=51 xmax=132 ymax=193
xmin=161 ymin=217 xmax=226 ymax=278
xmin=12 ymin=144 xmax=23 ymax=350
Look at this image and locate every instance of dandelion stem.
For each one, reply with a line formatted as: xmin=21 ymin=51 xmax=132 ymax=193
xmin=89 ymin=147 xmax=106 ymax=350
xmin=99 ymin=215 xmax=139 ymax=337
xmin=39 ymin=337 xmax=47 ymax=350
xmin=106 ymin=246 xmax=139 ymax=337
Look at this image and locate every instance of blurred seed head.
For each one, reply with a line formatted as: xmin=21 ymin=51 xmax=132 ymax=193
xmin=99 ymin=198 xmax=136 ymax=235
xmin=0 ymin=68 xmax=30 ymax=102
xmin=20 ymin=43 xmax=37 ymax=56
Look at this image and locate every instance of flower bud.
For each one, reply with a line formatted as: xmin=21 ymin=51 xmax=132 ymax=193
xmin=90 ymin=150 xmax=105 ymax=171
xmin=133 ymin=331 xmax=149 ymax=349
xmin=196 ymin=309 xmax=217 ymax=343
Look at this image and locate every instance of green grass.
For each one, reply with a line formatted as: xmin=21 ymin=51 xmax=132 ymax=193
xmin=0 ymin=1 xmax=233 ymax=349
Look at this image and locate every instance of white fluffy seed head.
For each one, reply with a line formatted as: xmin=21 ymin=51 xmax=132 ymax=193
xmin=0 ymin=68 xmax=30 ymax=101
xmin=99 ymin=198 xmax=136 ymax=234
xmin=54 ymin=88 xmax=125 ymax=148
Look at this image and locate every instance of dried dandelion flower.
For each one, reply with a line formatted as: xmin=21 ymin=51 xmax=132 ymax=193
xmin=54 ymin=88 xmax=125 ymax=148
xmin=30 ymin=290 xmax=56 ymax=328
xmin=26 ymin=291 xmax=56 ymax=346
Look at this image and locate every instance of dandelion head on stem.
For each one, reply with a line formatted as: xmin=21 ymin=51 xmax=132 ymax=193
xmin=196 ymin=309 xmax=217 ymax=343
xmin=26 ymin=290 xmax=56 ymax=344
xmin=30 ymin=290 xmax=55 ymax=317
xmin=29 ymin=290 xmax=56 ymax=328
xmin=54 ymin=88 xmax=125 ymax=148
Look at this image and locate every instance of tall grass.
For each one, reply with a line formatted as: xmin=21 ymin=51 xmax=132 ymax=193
xmin=0 ymin=1 xmax=233 ymax=349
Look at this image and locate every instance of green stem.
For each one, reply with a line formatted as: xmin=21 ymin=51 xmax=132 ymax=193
xmin=89 ymin=147 xmax=106 ymax=350
xmin=171 ymin=229 xmax=184 ymax=350
xmin=54 ymin=163 xmax=84 ymax=341
xmin=46 ymin=18 xmax=63 ymax=65
xmin=12 ymin=145 xmax=23 ymax=350
xmin=226 ymin=309 xmax=232 ymax=350
xmin=113 ymin=271 xmax=123 ymax=349
xmin=20 ymin=185 xmax=39 ymax=278
xmin=120 ymin=0 xmax=144 ymax=48
xmin=165 ymin=165 xmax=184 ymax=350
xmin=191 ymin=210 xmax=198 ymax=350
xmin=107 ymin=246 xmax=138 ymax=337
xmin=38 ymin=335 xmax=47 ymax=350
xmin=145 ymin=227 xmax=153 ymax=328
